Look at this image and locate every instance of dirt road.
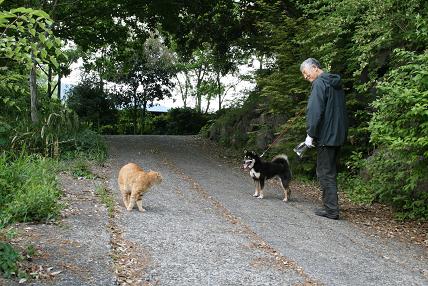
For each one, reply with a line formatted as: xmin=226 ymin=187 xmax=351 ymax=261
xmin=103 ymin=135 xmax=427 ymax=286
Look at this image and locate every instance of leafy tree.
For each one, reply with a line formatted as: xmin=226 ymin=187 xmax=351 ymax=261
xmin=107 ymin=33 xmax=175 ymax=134
xmin=0 ymin=2 xmax=64 ymax=123
xmin=173 ymin=67 xmax=192 ymax=108
xmin=66 ymin=77 xmax=117 ymax=131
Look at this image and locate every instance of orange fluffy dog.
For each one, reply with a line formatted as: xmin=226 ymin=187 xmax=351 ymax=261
xmin=118 ymin=163 xmax=162 ymax=212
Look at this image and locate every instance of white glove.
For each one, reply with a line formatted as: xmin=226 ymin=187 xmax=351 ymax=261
xmin=305 ymin=134 xmax=314 ymax=148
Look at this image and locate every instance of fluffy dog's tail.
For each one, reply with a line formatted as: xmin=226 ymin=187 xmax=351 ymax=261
xmin=272 ymin=154 xmax=292 ymax=178
xmin=272 ymin=154 xmax=289 ymax=165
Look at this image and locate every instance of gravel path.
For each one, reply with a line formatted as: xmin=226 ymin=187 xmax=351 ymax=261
xmin=1 ymin=174 xmax=115 ymax=286
xmin=104 ymin=135 xmax=428 ymax=286
xmin=4 ymin=135 xmax=425 ymax=286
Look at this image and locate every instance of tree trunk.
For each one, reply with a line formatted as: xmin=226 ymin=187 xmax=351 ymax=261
xmin=57 ymin=72 xmax=62 ymax=100
xmin=132 ymin=88 xmax=138 ymax=135
xmin=142 ymin=99 xmax=147 ymax=134
xmin=217 ymin=72 xmax=222 ymax=110
xmin=47 ymin=65 xmax=52 ymax=98
xmin=176 ymin=72 xmax=188 ymax=108
xmin=30 ymin=61 xmax=39 ymax=124
xmin=204 ymin=98 xmax=211 ymax=114
xmin=195 ymin=66 xmax=206 ymax=113
xmin=182 ymin=71 xmax=190 ymax=108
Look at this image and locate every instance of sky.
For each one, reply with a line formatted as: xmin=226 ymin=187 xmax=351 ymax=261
xmin=62 ymin=58 xmax=258 ymax=112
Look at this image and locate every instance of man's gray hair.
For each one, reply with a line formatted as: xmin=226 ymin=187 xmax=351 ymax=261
xmin=300 ymin=58 xmax=321 ymax=72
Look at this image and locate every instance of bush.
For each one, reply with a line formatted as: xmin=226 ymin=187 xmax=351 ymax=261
xmin=99 ymin=124 xmax=117 ymax=135
xmin=340 ymin=149 xmax=428 ymax=220
xmin=71 ymin=129 xmax=107 ymax=161
xmin=0 ymin=241 xmax=21 ymax=278
xmin=68 ymin=157 xmax=96 ymax=179
xmin=339 ymin=50 xmax=428 ymax=220
xmin=66 ymin=78 xmax=118 ymax=131
xmin=165 ymin=108 xmax=211 ymax=135
xmin=369 ymin=50 xmax=428 ymax=159
xmin=0 ymin=153 xmax=61 ymax=227
xmin=149 ymin=108 xmax=211 ymax=135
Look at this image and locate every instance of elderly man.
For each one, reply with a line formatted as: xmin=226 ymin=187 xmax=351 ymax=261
xmin=300 ymin=58 xmax=348 ymax=220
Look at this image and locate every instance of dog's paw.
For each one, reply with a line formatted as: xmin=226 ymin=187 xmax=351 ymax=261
xmin=283 ymin=198 xmax=288 ymax=202
xmin=253 ymin=193 xmax=259 ymax=197
xmin=126 ymin=207 xmax=133 ymax=211
xmin=257 ymin=195 xmax=264 ymax=199
xmin=138 ymin=208 xmax=146 ymax=212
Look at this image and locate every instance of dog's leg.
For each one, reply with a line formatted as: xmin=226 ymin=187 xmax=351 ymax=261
xmin=257 ymin=179 xmax=264 ymax=199
xmin=253 ymin=180 xmax=260 ymax=197
xmin=281 ymin=177 xmax=291 ymax=202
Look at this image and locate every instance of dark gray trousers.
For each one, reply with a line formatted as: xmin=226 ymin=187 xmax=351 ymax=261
xmin=316 ymin=146 xmax=340 ymax=215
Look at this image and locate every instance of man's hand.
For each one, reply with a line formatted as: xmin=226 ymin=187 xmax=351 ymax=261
xmin=305 ymin=134 xmax=314 ymax=148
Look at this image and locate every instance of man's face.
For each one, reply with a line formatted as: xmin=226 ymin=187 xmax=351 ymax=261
xmin=302 ymin=65 xmax=320 ymax=82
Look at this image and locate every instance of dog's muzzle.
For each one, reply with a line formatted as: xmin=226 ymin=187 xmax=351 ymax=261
xmin=242 ymin=159 xmax=253 ymax=170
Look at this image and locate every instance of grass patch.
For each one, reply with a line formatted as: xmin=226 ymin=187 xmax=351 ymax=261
xmin=0 ymin=153 xmax=61 ymax=228
xmin=69 ymin=158 xmax=96 ymax=179
xmin=0 ymin=228 xmax=39 ymax=279
xmin=95 ymin=184 xmax=115 ymax=218
xmin=0 ymin=227 xmax=38 ymax=280
xmin=0 ymin=241 xmax=21 ymax=278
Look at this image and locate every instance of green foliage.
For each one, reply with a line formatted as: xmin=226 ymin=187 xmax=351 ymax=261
xmin=0 ymin=6 xmax=64 ymax=68
xmin=7 ymin=103 xmax=80 ymax=157
xmin=103 ymin=33 xmax=175 ymax=133
xmin=340 ymin=149 xmax=428 ymax=220
xmin=0 ymin=83 xmax=106 ymax=161
xmin=204 ymin=93 xmax=259 ymax=149
xmin=347 ymin=49 xmax=428 ymax=220
xmin=68 ymin=158 xmax=96 ymax=179
xmin=0 ymin=153 xmax=61 ymax=227
xmin=369 ymin=49 xmax=428 ymax=158
xmin=340 ymin=49 xmax=428 ymax=220
xmin=0 ymin=4 xmax=65 ymax=100
xmin=0 ymin=241 xmax=21 ymax=278
xmin=147 ymin=108 xmax=209 ymax=135
xmin=66 ymin=78 xmax=117 ymax=132
xmin=95 ymin=184 xmax=115 ymax=218
xmin=161 ymin=108 xmax=211 ymax=135
xmin=67 ymin=129 xmax=107 ymax=162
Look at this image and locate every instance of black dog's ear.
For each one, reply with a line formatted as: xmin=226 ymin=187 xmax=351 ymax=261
xmin=251 ymin=151 xmax=256 ymax=155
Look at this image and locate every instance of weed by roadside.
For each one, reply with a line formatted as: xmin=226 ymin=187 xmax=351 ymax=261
xmin=59 ymin=157 xmax=97 ymax=180
xmin=95 ymin=184 xmax=115 ymax=218
xmin=0 ymin=153 xmax=61 ymax=227
xmin=0 ymin=228 xmax=38 ymax=280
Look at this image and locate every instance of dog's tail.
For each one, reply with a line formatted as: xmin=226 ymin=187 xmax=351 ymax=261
xmin=272 ymin=154 xmax=289 ymax=165
xmin=272 ymin=154 xmax=292 ymax=178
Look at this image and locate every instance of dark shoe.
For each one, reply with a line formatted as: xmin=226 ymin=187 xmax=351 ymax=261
xmin=315 ymin=209 xmax=339 ymax=220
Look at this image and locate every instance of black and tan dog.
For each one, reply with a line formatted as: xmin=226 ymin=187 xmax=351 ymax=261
xmin=243 ymin=151 xmax=292 ymax=201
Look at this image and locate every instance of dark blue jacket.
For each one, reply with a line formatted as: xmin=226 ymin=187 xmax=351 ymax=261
xmin=306 ymin=72 xmax=348 ymax=146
